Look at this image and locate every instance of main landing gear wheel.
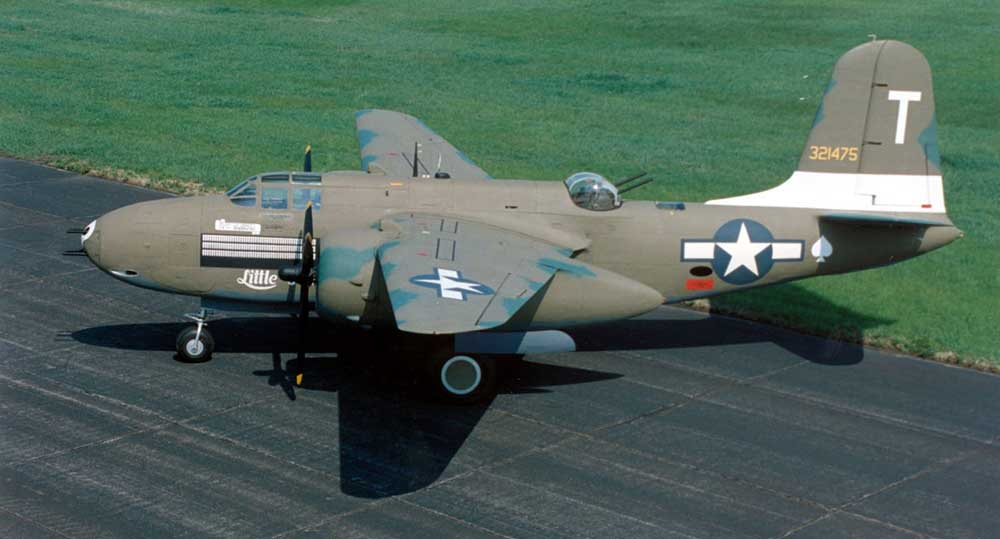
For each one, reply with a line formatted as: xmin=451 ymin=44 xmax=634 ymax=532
xmin=175 ymin=309 xmax=214 ymax=362
xmin=429 ymin=354 xmax=496 ymax=404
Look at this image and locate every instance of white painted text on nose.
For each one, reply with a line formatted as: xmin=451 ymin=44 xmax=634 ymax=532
xmin=888 ymin=90 xmax=921 ymax=144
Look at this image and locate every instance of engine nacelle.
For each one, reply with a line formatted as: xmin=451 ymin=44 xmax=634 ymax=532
xmin=314 ymin=229 xmax=383 ymax=323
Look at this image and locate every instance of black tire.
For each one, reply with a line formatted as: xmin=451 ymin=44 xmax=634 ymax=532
xmin=175 ymin=326 xmax=214 ymax=363
xmin=428 ymin=354 xmax=496 ymax=404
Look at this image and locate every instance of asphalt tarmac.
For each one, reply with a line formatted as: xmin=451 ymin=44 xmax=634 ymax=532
xmin=1 ymin=157 xmax=998 ymax=539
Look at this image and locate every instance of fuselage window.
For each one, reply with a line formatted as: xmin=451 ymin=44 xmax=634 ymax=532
xmin=262 ymin=173 xmax=290 ymax=183
xmin=228 ymin=181 xmax=257 ymax=207
xmin=292 ymin=173 xmax=322 ymax=184
xmin=262 ymin=187 xmax=288 ymax=209
xmin=225 ymin=180 xmax=248 ymax=196
xmin=293 ymin=188 xmax=322 ymax=210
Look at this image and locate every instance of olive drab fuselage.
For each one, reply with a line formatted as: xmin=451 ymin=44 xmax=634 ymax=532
xmin=83 ymin=172 xmax=959 ymax=331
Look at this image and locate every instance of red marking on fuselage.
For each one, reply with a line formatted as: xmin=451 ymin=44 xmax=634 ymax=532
xmin=685 ymin=278 xmax=714 ymax=291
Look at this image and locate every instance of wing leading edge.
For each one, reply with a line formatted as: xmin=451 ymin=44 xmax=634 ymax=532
xmin=355 ymin=109 xmax=493 ymax=180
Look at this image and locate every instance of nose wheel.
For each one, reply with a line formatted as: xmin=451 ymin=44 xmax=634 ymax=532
xmin=176 ymin=309 xmax=215 ymax=362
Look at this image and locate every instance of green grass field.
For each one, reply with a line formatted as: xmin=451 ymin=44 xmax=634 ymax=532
xmin=2 ymin=1 xmax=997 ymax=364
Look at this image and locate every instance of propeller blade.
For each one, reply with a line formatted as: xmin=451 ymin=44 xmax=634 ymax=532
xmin=295 ymin=277 xmax=309 ymax=386
xmin=301 ymin=202 xmax=314 ymax=273
xmin=412 ymin=141 xmax=419 ymax=178
xmin=303 ymin=145 xmax=312 ymax=172
xmin=303 ymin=200 xmax=314 ymax=238
xmin=295 ymin=201 xmax=315 ymax=386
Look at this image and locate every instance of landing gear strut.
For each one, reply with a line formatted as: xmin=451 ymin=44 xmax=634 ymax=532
xmin=176 ymin=309 xmax=215 ymax=362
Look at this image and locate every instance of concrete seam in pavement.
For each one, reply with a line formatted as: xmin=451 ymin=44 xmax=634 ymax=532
xmin=582 ymin=449 xmax=821 ymax=522
xmin=398 ymin=498 xmax=519 ymax=539
xmin=481 ymin=469 xmax=670 ymax=534
xmin=0 ymin=198 xmax=68 ymax=221
xmin=0 ymin=506 xmax=76 ymax=539
xmin=0 ymin=174 xmax=98 ymax=189
xmin=0 ymin=335 xmax=38 ymax=355
xmin=0 ymin=267 xmax=98 ymax=292
xmin=731 ymin=381 xmax=1000 ymax=449
xmin=0 ymin=235 xmax=93 ymax=266
xmin=776 ymin=506 xmax=939 ymax=539
xmin=770 ymin=449 xmax=984 ymax=539
xmin=8 ymin=381 xmax=280 ymax=468
xmin=833 ymin=510 xmax=939 ymax=539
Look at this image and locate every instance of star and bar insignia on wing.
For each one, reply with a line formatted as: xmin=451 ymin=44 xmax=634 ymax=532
xmin=410 ymin=268 xmax=494 ymax=301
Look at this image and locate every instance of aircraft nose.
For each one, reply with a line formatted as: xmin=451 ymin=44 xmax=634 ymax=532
xmin=81 ymin=219 xmax=101 ymax=265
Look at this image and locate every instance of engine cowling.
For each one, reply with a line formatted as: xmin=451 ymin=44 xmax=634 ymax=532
xmin=314 ymin=229 xmax=383 ymax=323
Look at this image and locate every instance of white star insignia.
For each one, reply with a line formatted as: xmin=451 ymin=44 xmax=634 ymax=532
xmin=715 ymin=223 xmax=770 ymax=277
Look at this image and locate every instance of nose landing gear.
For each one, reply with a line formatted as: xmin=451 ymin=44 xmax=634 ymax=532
xmin=176 ymin=309 xmax=215 ymax=362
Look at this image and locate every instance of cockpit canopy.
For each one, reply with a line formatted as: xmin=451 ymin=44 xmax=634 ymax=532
xmin=226 ymin=172 xmax=323 ymax=209
xmin=564 ymin=172 xmax=620 ymax=211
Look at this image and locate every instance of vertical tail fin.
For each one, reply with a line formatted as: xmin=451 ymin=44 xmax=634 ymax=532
xmin=709 ymin=40 xmax=946 ymax=213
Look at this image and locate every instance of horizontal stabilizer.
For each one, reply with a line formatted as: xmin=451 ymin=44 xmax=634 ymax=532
xmin=819 ymin=213 xmax=953 ymax=227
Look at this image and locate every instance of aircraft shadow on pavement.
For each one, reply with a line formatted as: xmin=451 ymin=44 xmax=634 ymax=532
xmin=569 ymin=284 xmax=890 ymax=367
xmin=71 ymin=318 xmax=620 ymax=498
xmin=71 ymin=288 xmax=885 ymax=498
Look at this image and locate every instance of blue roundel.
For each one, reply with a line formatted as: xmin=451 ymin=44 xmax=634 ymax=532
xmin=711 ymin=219 xmax=775 ymax=285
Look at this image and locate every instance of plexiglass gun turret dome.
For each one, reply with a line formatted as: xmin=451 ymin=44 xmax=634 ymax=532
xmin=564 ymin=172 xmax=621 ymax=211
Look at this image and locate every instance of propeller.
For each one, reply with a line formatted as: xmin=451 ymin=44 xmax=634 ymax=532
xmin=278 ymin=201 xmax=315 ymax=385
xmin=303 ymin=145 xmax=312 ymax=172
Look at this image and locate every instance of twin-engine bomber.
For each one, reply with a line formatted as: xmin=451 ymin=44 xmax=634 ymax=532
xmin=74 ymin=40 xmax=960 ymax=402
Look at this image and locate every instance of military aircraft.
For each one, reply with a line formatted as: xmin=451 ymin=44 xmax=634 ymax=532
xmin=72 ymin=40 xmax=960 ymax=402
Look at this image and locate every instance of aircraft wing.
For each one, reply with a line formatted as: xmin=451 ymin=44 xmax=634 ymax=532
xmin=377 ymin=213 xmax=574 ymax=334
xmin=355 ymin=109 xmax=493 ymax=180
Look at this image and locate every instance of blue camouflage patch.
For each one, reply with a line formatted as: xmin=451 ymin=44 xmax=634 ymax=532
xmin=918 ymin=114 xmax=941 ymax=169
xmin=357 ymin=128 xmax=378 ymax=150
xmin=360 ymin=154 xmax=377 ymax=172
xmin=503 ymin=296 xmax=529 ymax=316
xmin=812 ymin=79 xmax=837 ymax=128
xmin=388 ymin=288 xmax=419 ymax=310
xmin=319 ymin=246 xmax=374 ymax=281
xmin=537 ymin=257 xmax=596 ymax=278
